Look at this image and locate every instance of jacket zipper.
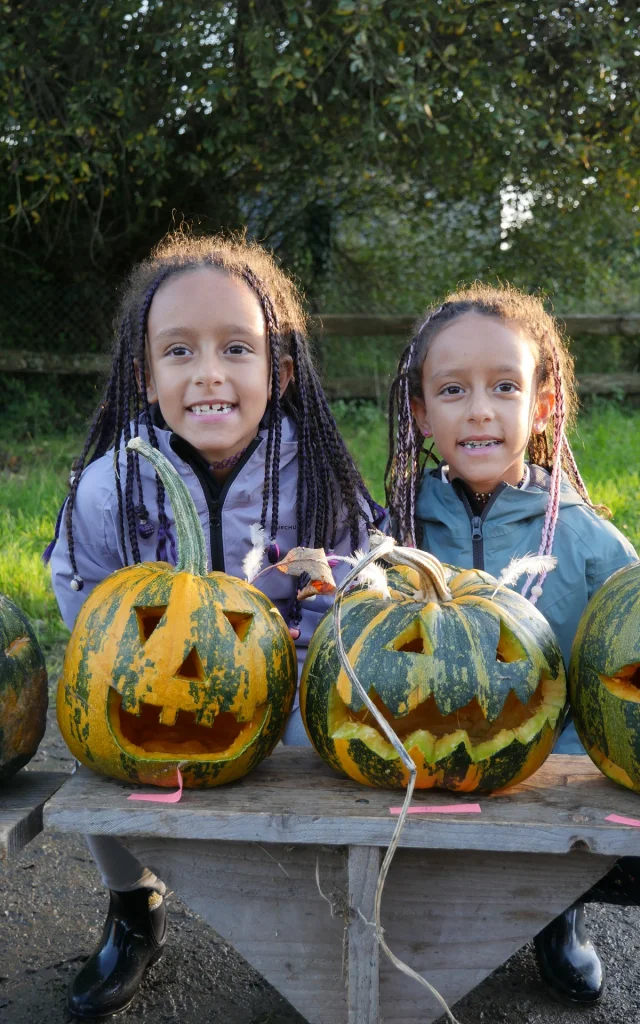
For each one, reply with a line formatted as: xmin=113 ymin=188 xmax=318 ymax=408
xmin=170 ymin=437 xmax=262 ymax=572
xmin=455 ymin=481 xmax=507 ymax=571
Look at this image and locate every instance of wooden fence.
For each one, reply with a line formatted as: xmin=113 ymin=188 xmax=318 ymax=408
xmin=3 ymin=313 xmax=640 ymax=399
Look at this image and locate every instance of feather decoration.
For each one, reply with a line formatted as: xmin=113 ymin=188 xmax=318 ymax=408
xmin=344 ymin=548 xmax=392 ymax=600
xmin=491 ymin=553 xmax=557 ymax=598
xmin=242 ymin=523 xmax=266 ymax=583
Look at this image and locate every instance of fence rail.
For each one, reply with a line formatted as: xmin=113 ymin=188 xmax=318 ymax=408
xmin=3 ymin=313 xmax=640 ymax=397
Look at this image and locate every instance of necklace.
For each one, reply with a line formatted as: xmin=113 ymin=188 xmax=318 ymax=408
xmin=209 ymin=446 xmax=249 ymax=472
xmin=473 ymin=471 xmax=527 ymax=508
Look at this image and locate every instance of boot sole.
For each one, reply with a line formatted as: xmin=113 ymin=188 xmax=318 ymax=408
xmin=539 ymin=977 xmax=603 ymax=1009
xmin=67 ymin=944 xmax=166 ymax=1021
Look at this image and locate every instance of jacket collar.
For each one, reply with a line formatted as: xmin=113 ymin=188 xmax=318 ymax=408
xmin=416 ymin=462 xmax=585 ymax=530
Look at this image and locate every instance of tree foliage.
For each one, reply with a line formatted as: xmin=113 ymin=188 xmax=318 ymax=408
xmin=0 ymin=0 xmax=638 ymax=287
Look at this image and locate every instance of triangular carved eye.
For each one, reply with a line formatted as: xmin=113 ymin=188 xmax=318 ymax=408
xmin=175 ymin=646 xmax=205 ymax=682
xmin=496 ymin=620 xmax=527 ymax=663
xmin=135 ymin=606 xmax=168 ymax=642
xmin=223 ymin=611 xmax=253 ymax=642
xmin=387 ymin=619 xmax=432 ymax=655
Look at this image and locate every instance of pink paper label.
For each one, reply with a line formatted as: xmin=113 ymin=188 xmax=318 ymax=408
xmin=389 ymin=803 xmax=482 ymax=815
xmin=128 ymin=767 xmax=183 ymax=804
xmin=605 ymin=813 xmax=640 ymax=828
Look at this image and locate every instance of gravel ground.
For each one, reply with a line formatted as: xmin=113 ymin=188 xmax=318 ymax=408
xmin=2 ymin=698 xmax=640 ymax=1024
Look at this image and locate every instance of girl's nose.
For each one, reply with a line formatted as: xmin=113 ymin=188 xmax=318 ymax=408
xmin=194 ymin=358 xmax=225 ymax=386
xmin=467 ymin=391 xmax=493 ymax=422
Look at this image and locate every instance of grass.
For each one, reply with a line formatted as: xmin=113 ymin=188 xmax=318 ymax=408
xmin=1 ymin=401 xmax=639 ymax=663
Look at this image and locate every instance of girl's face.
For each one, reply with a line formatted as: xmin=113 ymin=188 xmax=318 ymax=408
xmin=411 ymin=312 xmax=554 ymax=494
xmin=145 ymin=267 xmax=292 ymax=468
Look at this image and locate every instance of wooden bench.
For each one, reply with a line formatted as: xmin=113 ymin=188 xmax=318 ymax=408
xmin=0 ymin=771 xmax=66 ymax=861
xmin=43 ymin=751 xmax=640 ymax=1024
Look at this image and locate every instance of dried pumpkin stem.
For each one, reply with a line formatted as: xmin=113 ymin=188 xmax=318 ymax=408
xmin=332 ymin=538 xmax=460 ymax=1024
xmin=127 ymin=437 xmax=208 ymax=576
xmin=387 ymin=546 xmax=453 ymax=603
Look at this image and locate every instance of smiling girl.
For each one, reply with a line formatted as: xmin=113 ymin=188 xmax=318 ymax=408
xmin=386 ymin=283 xmax=638 ymax=1006
xmin=47 ymin=232 xmax=379 ymax=1019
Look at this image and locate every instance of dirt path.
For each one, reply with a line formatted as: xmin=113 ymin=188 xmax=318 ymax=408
xmin=2 ymin=698 xmax=639 ymax=1024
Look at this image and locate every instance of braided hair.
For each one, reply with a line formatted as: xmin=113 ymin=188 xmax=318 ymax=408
xmin=385 ymin=283 xmax=606 ymax=605
xmin=52 ymin=231 xmax=378 ymax=596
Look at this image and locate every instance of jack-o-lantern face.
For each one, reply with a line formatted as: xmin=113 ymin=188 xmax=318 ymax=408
xmin=301 ymin=559 xmax=566 ymax=792
xmin=57 ymin=439 xmax=297 ymax=789
xmin=570 ymin=560 xmax=640 ymax=793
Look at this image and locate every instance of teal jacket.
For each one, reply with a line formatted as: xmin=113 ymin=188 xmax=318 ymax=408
xmin=415 ymin=465 xmax=638 ymax=754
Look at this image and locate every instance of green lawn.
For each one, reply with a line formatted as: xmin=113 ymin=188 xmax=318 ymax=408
xmin=1 ymin=402 xmax=639 ymax=660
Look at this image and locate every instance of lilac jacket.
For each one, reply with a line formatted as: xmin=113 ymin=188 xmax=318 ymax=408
xmin=50 ymin=414 xmax=370 ymax=705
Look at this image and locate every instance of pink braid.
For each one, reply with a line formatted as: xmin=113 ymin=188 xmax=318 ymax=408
xmin=522 ymin=348 xmax=564 ymax=605
xmin=396 ymin=336 xmax=419 ymax=546
xmin=561 ymin=435 xmax=592 ymax=505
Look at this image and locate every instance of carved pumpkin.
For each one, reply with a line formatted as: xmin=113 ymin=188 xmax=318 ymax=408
xmin=570 ymin=560 xmax=640 ymax=793
xmin=300 ymin=550 xmax=566 ymax=792
xmin=57 ymin=438 xmax=297 ymax=788
xmin=0 ymin=594 xmax=48 ymax=780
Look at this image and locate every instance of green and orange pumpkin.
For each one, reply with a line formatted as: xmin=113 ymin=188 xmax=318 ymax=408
xmin=57 ymin=438 xmax=297 ymax=788
xmin=570 ymin=560 xmax=640 ymax=793
xmin=300 ymin=549 xmax=567 ymax=792
xmin=0 ymin=594 xmax=48 ymax=780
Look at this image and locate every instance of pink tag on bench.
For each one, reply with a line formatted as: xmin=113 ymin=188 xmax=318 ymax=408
xmin=128 ymin=767 xmax=183 ymax=804
xmin=605 ymin=813 xmax=640 ymax=827
xmin=390 ymin=803 xmax=481 ymax=815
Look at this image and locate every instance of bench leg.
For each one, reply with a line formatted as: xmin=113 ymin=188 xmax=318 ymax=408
xmin=123 ymin=838 xmax=616 ymax=1024
xmin=347 ymin=845 xmax=380 ymax=1023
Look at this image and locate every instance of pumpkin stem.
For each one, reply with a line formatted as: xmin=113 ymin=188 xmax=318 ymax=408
xmin=387 ymin=547 xmax=453 ymax=603
xmin=127 ymin=437 xmax=208 ymax=576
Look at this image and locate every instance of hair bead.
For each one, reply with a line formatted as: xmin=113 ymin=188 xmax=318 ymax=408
xmin=70 ymin=574 xmax=84 ymax=592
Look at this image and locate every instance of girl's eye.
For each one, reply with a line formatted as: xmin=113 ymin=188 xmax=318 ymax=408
xmin=226 ymin=342 xmax=251 ymax=356
xmin=440 ymin=384 xmax=464 ymax=396
xmin=495 ymin=381 xmax=519 ymax=394
xmin=168 ymin=344 xmax=190 ymax=357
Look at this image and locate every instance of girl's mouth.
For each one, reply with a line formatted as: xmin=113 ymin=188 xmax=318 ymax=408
xmin=458 ymin=439 xmax=503 ymax=450
xmin=188 ymin=402 xmax=237 ymax=417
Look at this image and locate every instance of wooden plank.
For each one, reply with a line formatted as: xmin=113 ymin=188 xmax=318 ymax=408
xmin=309 ymin=314 xmax=640 ymax=338
xmin=44 ymin=752 xmax=640 ymax=856
xmin=122 ymin=837 xmax=348 ymax=1024
xmin=377 ymin=847 xmax=616 ymax=1023
xmin=347 ymin=845 xmax=380 ymax=1024
xmin=0 ymin=771 xmax=66 ymax=861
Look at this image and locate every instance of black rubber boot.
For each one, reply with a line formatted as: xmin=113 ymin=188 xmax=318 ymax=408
xmin=68 ymin=887 xmax=167 ymax=1020
xmin=534 ymin=901 xmax=603 ymax=1006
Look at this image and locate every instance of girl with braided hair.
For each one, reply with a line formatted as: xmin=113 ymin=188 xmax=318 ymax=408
xmin=386 ymin=282 xmax=639 ymax=1007
xmin=47 ymin=231 xmax=380 ymax=1019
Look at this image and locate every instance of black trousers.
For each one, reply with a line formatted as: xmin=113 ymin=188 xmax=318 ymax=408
xmin=583 ymin=857 xmax=640 ymax=906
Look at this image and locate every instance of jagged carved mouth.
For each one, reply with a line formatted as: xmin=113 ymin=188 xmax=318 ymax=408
xmin=598 ymin=664 xmax=640 ymax=703
xmin=329 ymin=676 xmax=564 ymax=762
xmin=108 ymin=689 xmax=269 ymax=760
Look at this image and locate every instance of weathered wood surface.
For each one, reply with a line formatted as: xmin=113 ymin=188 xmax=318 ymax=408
xmin=123 ymin=838 xmax=349 ymax=1024
xmin=347 ymin=845 xmax=379 ymax=1023
xmin=376 ymin=847 xmax=615 ymax=1024
xmin=44 ymin=751 xmax=640 ymax=855
xmin=0 ymin=771 xmax=66 ymax=861
xmin=120 ymin=836 xmax=615 ymax=1024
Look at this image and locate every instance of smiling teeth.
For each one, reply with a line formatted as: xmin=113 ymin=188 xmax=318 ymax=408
xmin=460 ymin=440 xmax=501 ymax=449
xmin=190 ymin=403 xmax=234 ymax=415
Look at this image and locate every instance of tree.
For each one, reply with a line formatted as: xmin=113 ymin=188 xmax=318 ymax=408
xmin=1 ymin=0 xmax=638 ymax=291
